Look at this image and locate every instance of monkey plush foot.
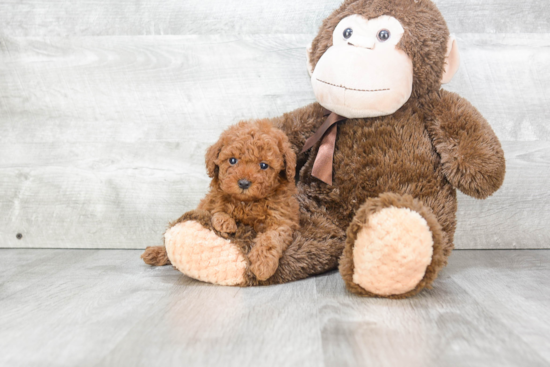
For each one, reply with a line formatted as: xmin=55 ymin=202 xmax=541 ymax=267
xmin=352 ymin=206 xmax=433 ymax=295
xmin=340 ymin=193 xmax=448 ymax=298
xmin=164 ymin=220 xmax=248 ymax=286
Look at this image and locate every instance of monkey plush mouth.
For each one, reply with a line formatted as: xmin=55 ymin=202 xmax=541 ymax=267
xmin=316 ymin=78 xmax=390 ymax=92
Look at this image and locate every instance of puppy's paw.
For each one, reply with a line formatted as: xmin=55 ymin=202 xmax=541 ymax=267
xmin=248 ymin=245 xmax=279 ymax=281
xmin=211 ymin=212 xmax=237 ymax=234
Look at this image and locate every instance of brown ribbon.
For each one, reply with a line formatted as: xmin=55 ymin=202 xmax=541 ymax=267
xmin=300 ymin=109 xmax=347 ymax=185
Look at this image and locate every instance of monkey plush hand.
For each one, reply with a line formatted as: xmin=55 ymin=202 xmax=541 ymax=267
xmin=142 ymin=0 xmax=505 ymax=298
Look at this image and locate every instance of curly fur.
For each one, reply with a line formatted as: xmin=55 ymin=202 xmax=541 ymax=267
xmin=143 ymin=120 xmax=300 ymax=281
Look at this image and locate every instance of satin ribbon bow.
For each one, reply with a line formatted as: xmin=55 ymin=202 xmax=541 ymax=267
xmin=300 ymin=109 xmax=347 ymax=185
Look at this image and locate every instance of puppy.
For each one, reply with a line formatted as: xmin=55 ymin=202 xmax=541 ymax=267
xmin=197 ymin=119 xmax=300 ymax=281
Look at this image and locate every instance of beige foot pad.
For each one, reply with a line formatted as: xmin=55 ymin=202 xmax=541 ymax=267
xmin=164 ymin=221 xmax=247 ymax=286
xmin=353 ymin=207 xmax=433 ymax=296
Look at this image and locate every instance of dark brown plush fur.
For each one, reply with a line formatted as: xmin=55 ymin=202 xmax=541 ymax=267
xmin=272 ymin=0 xmax=504 ymax=294
xmin=142 ymin=0 xmax=506 ymax=296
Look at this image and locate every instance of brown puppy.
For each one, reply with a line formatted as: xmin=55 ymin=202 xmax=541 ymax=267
xmin=142 ymin=120 xmax=299 ymax=280
xmin=198 ymin=120 xmax=299 ymax=281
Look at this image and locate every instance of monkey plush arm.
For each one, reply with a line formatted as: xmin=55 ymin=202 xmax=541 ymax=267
xmin=427 ymin=90 xmax=506 ymax=199
xmin=271 ymin=103 xmax=326 ymax=155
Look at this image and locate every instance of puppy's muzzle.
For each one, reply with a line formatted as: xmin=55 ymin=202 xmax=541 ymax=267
xmin=238 ymin=179 xmax=251 ymax=190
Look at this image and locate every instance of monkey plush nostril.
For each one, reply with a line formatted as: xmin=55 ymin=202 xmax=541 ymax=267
xmin=238 ymin=179 xmax=251 ymax=190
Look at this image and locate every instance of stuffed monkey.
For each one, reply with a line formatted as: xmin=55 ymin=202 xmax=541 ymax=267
xmin=142 ymin=0 xmax=505 ymax=298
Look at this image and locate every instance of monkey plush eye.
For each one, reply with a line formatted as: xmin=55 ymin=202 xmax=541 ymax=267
xmin=377 ymin=29 xmax=391 ymax=42
xmin=259 ymin=162 xmax=269 ymax=170
xmin=343 ymin=28 xmax=353 ymax=39
xmin=229 ymin=158 xmax=238 ymax=165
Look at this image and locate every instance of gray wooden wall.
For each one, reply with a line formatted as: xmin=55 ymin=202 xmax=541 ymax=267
xmin=1 ymin=0 xmax=548 ymax=249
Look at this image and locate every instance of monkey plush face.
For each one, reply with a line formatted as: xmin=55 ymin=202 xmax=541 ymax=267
xmin=306 ymin=0 xmax=460 ymax=119
xmin=310 ymin=15 xmax=413 ymax=119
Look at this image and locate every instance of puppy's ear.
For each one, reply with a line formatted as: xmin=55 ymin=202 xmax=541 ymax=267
xmin=280 ymin=139 xmax=297 ymax=181
xmin=205 ymin=139 xmax=223 ymax=178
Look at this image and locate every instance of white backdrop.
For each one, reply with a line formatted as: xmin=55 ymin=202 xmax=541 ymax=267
xmin=1 ymin=0 xmax=549 ymax=249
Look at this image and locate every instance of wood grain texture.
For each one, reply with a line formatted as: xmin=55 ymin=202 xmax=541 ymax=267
xmin=446 ymin=34 xmax=550 ymax=141
xmin=1 ymin=34 xmax=549 ymax=142
xmin=1 ymin=140 xmax=549 ymax=249
xmin=446 ymin=250 xmax=550 ymax=363
xmin=0 ymin=35 xmax=314 ymax=144
xmin=1 ymin=13 xmax=549 ymax=249
xmin=0 ymin=249 xmax=324 ymax=367
xmin=0 ymin=249 xmax=549 ymax=367
xmin=0 ymin=0 xmax=548 ymax=37
xmin=456 ymin=141 xmax=550 ymax=249
xmin=317 ymin=250 xmax=550 ymax=367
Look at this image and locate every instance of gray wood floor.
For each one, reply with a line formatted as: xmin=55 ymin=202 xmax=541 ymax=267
xmin=1 ymin=249 xmax=549 ymax=367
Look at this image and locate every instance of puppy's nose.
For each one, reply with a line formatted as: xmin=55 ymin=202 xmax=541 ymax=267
xmin=238 ymin=179 xmax=251 ymax=190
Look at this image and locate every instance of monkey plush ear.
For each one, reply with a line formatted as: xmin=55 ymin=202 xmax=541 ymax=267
xmin=441 ymin=35 xmax=460 ymax=84
xmin=205 ymin=140 xmax=223 ymax=178
xmin=306 ymin=43 xmax=314 ymax=77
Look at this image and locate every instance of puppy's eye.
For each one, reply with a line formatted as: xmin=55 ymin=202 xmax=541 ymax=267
xmin=377 ymin=29 xmax=390 ymax=42
xmin=259 ymin=162 xmax=269 ymax=170
xmin=229 ymin=158 xmax=238 ymax=165
xmin=343 ymin=28 xmax=353 ymax=39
